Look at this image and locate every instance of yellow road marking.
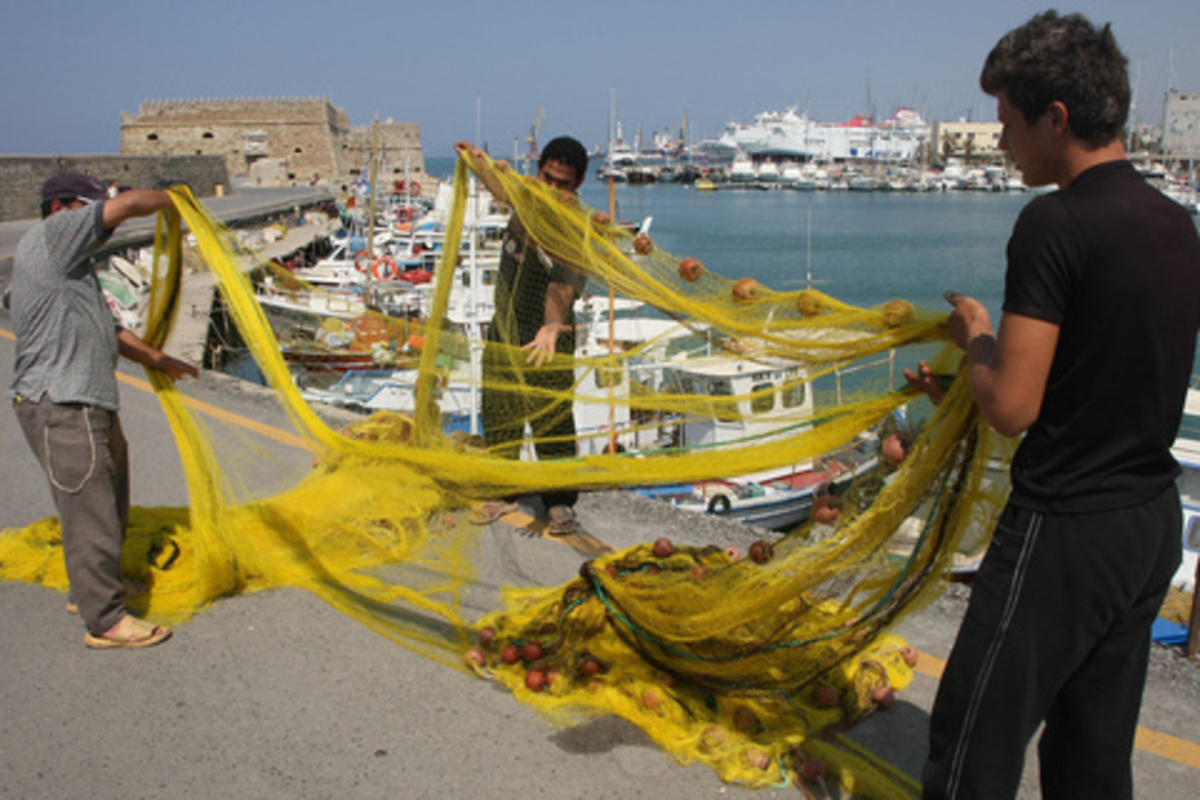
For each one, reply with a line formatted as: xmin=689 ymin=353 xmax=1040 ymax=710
xmin=914 ymin=651 xmax=1200 ymax=769
xmin=4 ymin=325 xmax=310 ymax=451
xmin=115 ymin=371 xmax=313 ymax=452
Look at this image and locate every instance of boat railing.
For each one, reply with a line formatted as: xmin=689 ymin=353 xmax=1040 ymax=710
xmin=832 ymin=349 xmax=897 ymax=405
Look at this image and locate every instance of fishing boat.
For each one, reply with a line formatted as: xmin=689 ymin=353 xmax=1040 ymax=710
xmin=729 ymin=154 xmax=757 ymax=183
xmin=282 ymin=344 xmax=390 ymax=373
xmin=756 ymin=160 xmax=781 ymax=183
xmin=627 ymin=355 xmax=880 ymax=529
xmin=642 ymin=442 xmax=876 ymax=530
xmin=1170 ymin=387 xmax=1200 ymax=593
xmin=626 ymin=163 xmax=658 ymax=184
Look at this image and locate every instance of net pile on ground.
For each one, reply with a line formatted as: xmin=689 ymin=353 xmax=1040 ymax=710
xmin=0 ymin=165 xmax=1014 ymax=796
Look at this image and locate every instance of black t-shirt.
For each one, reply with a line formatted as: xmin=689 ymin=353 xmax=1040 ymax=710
xmin=1003 ymin=160 xmax=1200 ymax=512
xmin=489 ymin=218 xmax=586 ymax=349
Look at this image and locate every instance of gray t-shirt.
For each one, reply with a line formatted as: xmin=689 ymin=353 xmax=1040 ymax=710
xmin=9 ymin=202 xmax=122 ymax=409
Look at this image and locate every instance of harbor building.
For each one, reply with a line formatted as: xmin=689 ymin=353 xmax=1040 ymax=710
xmin=929 ymin=121 xmax=1003 ymax=164
xmin=120 ymin=97 xmax=426 ymax=187
xmin=343 ymin=119 xmax=426 ymax=185
xmin=1164 ymin=89 xmax=1200 ymax=164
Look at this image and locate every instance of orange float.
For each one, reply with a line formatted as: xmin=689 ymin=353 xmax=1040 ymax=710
xmin=372 ymin=257 xmax=399 ymax=280
xmin=811 ymin=495 xmax=840 ymax=524
xmin=678 ymin=257 xmax=704 ymax=282
xmin=732 ymin=277 xmax=762 ymax=303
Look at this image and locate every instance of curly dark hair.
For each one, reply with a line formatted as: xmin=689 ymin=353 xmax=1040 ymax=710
xmin=538 ymin=136 xmax=589 ymax=184
xmin=980 ymin=10 xmax=1129 ymax=146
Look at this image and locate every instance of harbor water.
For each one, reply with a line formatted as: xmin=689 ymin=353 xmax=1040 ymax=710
xmin=427 ymin=156 xmax=1200 ymax=357
xmin=427 ymin=156 xmax=1023 ymax=318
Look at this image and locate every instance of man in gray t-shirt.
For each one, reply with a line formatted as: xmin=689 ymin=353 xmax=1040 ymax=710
xmin=10 ymin=173 xmax=198 ymax=650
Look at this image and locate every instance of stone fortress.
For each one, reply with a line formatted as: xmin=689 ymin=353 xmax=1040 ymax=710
xmin=0 ymin=96 xmax=426 ymax=221
xmin=120 ymin=96 xmax=426 ymax=189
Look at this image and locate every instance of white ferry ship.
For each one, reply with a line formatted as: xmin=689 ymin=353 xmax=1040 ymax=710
xmin=702 ymin=107 xmax=930 ymax=164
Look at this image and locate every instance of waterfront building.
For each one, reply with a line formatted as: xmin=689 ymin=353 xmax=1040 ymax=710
xmin=1164 ymin=89 xmax=1200 ymax=165
xmin=121 ymin=97 xmax=425 ymax=186
xmin=929 ymin=120 xmax=1003 ymax=164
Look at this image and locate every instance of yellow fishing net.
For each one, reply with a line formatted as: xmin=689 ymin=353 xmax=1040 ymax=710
xmin=0 ymin=156 xmax=1016 ymax=797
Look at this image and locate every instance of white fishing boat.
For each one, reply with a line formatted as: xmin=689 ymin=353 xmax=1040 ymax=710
xmin=1160 ymin=179 xmax=1199 ymax=214
xmin=628 ymin=355 xmax=880 ymax=529
xmin=641 ymin=441 xmax=875 ymax=531
xmin=1170 ymin=387 xmax=1200 ymax=592
xmin=302 ymin=366 xmax=477 ymax=430
xmin=257 ymin=279 xmax=370 ymax=320
xmin=729 ymin=154 xmax=756 ymax=183
xmin=780 ymin=162 xmax=816 ymax=190
xmin=756 ymin=160 xmax=781 ymax=183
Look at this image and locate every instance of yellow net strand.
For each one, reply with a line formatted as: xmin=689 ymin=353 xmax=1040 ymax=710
xmin=0 ymin=172 xmax=1017 ymax=795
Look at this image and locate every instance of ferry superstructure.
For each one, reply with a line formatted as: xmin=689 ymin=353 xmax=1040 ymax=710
xmin=704 ymin=107 xmax=931 ymax=164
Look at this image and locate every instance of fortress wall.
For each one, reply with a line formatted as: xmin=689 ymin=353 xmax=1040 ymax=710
xmin=121 ymin=97 xmax=352 ymax=181
xmin=0 ymin=154 xmax=228 ymax=222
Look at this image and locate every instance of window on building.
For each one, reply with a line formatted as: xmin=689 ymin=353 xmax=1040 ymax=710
xmin=147 ymin=133 xmax=158 ymax=142
xmin=202 ymin=132 xmax=214 ymax=139
xmin=294 ymin=147 xmax=303 ymax=154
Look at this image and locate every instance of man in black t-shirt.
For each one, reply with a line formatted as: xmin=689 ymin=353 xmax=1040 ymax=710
xmin=908 ymin=13 xmax=1200 ymax=799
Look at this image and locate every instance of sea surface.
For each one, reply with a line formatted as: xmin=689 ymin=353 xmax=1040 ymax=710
xmin=424 ymin=156 xmax=1200 ymax=370
xmin=426 ymin=156 xmax=1024 ymax=319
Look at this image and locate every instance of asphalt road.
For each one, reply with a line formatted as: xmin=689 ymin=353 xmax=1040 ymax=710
xmin=0 ymin=316 xmax=1197 ymax=799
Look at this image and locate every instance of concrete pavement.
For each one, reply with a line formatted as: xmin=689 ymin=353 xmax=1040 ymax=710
xmin=0 ymin=323 xmax=1196 ymax=799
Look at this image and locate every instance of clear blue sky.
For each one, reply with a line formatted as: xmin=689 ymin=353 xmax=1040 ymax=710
xmin=1 ymin=0 xmax=1197 ymax=157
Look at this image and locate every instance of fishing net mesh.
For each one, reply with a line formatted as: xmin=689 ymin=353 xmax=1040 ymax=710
xmin=0 ymin=155 xmax=1016 ymax=797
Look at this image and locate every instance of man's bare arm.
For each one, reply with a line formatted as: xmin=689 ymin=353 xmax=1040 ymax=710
xmin=102 ymin=188 xmax=173 ymax=231
xmin=945 ymin=291 xmax=1058 ymax=436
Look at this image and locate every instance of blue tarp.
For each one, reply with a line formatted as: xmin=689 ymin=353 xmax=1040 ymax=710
xmin=1151 ymin=617 xmax=1189 ymax=646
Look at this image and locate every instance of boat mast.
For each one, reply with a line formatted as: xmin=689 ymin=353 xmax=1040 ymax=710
xmin=366 ymin=116 xmax=380 ymax=260
xmin=805 ymin=208 xmax=813 ymax=289
xmin=607 ymin=89 xmax=619 ymax=451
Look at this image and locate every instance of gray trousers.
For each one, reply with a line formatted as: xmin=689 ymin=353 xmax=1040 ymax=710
xmin=14 ymin=395 xmax=130 ymax=635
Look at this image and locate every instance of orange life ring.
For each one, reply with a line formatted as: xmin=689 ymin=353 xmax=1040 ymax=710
xmin=372 ymin=257 xmax=398 ymax=281
xmin=393 ymin=179 xmax=406 ymax=193
xmin=353 ymin=250 xmax=371 ymax=273
xmin=409 ymin=181 xmax=421 ymax=195
xmin=397 ymin=207 xmax=413 ymax=222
